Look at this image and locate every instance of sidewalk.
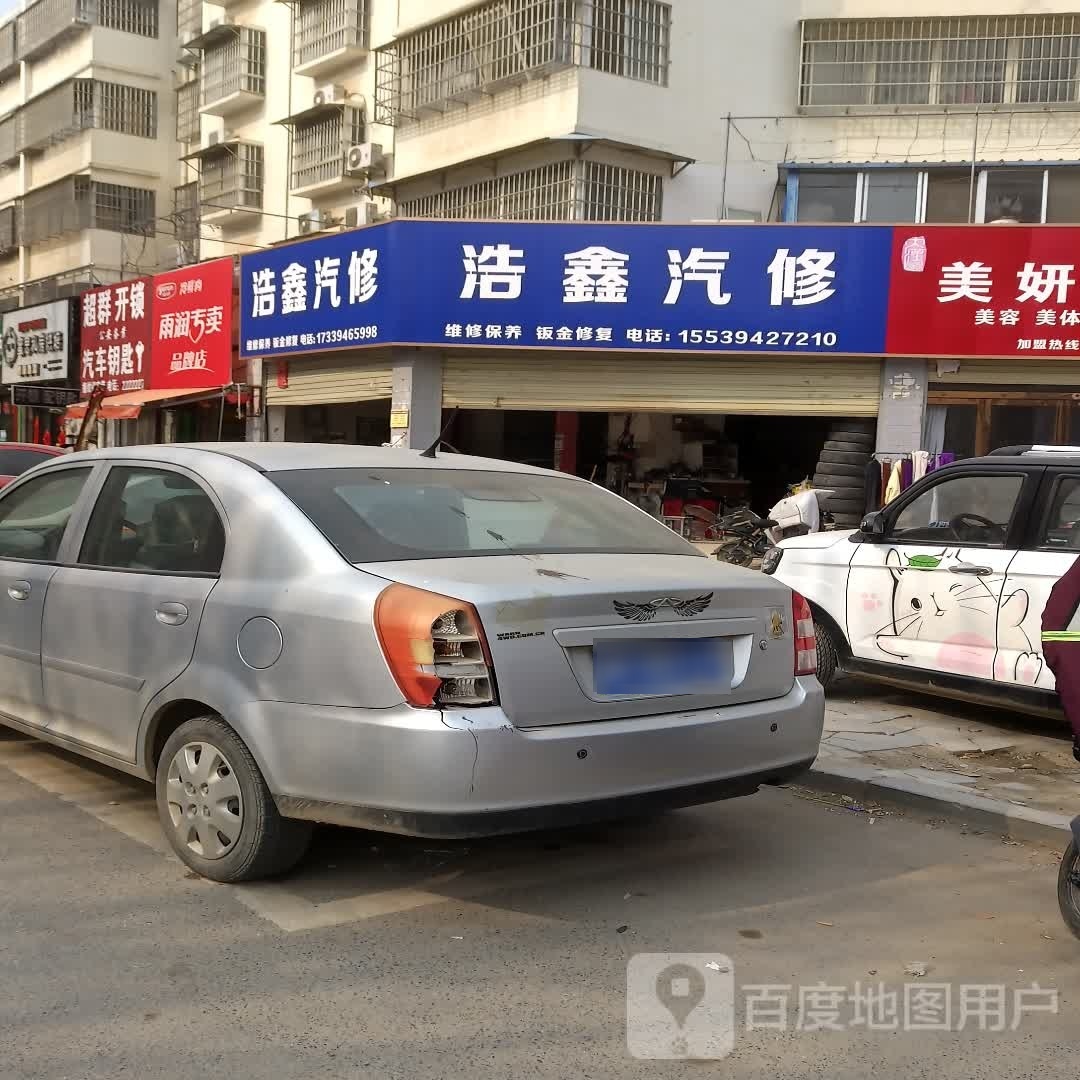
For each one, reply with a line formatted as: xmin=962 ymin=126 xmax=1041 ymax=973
xmin=802 ymin=679 xmax=1080 ymax=844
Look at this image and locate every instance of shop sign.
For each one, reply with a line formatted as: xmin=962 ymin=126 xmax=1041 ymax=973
xmin=239 ymin=221 xmax=895 ymax=360
xmin=11 ymin=385 xmax=80 ymax=407
xmin=887 ymin=226 xmax=1080 ymax=358
xmin=389 ymin=409 xmax=409 ymax=430
xmin=79 ymin=278 xmax=152 ymax=396
xmin=0 ymin=300 xmax=74 ymax=385
xmin=150 ymin=257 xmax=234 ymax=389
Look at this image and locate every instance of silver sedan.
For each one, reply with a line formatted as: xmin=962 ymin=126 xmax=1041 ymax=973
xmin=0 ymin=444 xmax=824 ymax=881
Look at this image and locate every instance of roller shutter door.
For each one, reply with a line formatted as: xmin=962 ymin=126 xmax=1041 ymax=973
xmin=443 ymin=355 xmax=881 ymax=415
xmin=931 ymin=360 xmax=1080 ymax=387
xmin=265 ymin=357 xmax=393 ymax=406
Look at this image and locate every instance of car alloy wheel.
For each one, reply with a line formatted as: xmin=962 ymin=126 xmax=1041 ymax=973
xmin=165 ymin=741 xmax=244 ymax=861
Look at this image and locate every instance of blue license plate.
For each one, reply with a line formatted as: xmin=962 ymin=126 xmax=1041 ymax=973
xmin=592 ymin=637 xmax=729 ymax=697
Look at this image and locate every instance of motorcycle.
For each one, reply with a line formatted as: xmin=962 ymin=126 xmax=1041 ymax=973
xmin=708 ymin=507 xmax=778 ymax=567
xmin=1059 ymin=814 xmax=1080 ymax=940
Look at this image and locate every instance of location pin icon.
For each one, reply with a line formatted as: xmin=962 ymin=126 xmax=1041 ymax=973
xmin=655 ymin=963 xmax=707 ymax=1029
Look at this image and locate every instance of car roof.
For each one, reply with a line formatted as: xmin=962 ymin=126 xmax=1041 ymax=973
xmin=57 ymin=442 xmax=564 ymax=476
xmin=0 ymin=442 xmax=66 ymax=456
xmin=958 ymin=445 xmax=1080 ymax=468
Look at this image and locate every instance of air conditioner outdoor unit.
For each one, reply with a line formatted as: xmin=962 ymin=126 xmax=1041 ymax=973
xmin=313 ymin=84 xmax=347 ymax=107
xmin=298 ymin=210 xmax=326 ymax=235
xmin=345 ymin=143 xmax=384 ymax=177
xmin=343 ymin=202 xmax=378 ymax=229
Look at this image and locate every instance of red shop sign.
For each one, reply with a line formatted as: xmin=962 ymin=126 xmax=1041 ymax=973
xmin=887 ymin=225 xmax=1080 ymax=359
xmin=150 ymin=257 xmax=234 ymax=390
xmin=79 ymin=278 xmax=152 ymax=397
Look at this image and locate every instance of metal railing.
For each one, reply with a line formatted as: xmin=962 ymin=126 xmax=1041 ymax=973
xmin=15 ymin=79 xmax=156 ymax=154
xmin=375 ymin=0 xmax=670 ymax=125
xmin=201 ymin=27 xmax=267 ymax=106
xmin=398 ymin=158 xmax=662 ymax=221
xmin=290 ymin=106 xmax=363 ymax=191
xmin=19 ymin=175 xmax=155 ymax=245
xmin=177 ymin=76 xmax=200 ymax=143
xmin=176 ymin=0 xmax=199 ymax=43
xmin=801 ymin=15 xmax=1080 ymax=108
xmin=17 ymin=0 xmax=158 ymax=60
xmin=0 ymin=20 xmax=16 ymax=75
xmin=199 ymin=143 xmax=264 ymax=215
xmin=295 ymin=0 xmax=368 ymax=69
xmin=173 ymin=181 xmax=200 ymax=264
xmin=0 ymin=205 xmax=18 ymax=254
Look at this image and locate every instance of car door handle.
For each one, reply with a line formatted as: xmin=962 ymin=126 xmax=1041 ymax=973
xmin=949 ymin=565 xmax=993 ymax=576
xmin=155 ymin=602 xmax=189 ymax=626
xmin=7 ymin=580 xmax=30 ymax=601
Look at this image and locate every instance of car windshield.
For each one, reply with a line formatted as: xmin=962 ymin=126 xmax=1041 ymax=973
xmin=271 ymin=467 xmax=698 ymax=562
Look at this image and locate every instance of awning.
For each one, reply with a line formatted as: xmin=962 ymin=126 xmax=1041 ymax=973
xmin=65 ymin=387 xmax=223 ymax=421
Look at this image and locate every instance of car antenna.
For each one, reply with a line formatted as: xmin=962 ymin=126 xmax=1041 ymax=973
xmin=419 ymin=408 xmax=460 ymax=459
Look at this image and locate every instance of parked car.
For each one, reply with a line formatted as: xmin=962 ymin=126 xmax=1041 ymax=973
xmin=766 ymin=445 xmax=1080 ymax=718
xmin=0 ymin=443 xmax=66 ymax=489
xmin=0 ymin=443 xmax=824 ymax=882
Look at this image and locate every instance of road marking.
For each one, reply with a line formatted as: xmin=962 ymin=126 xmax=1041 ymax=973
xmin=0 ymin=733 xmax=726 ymax=933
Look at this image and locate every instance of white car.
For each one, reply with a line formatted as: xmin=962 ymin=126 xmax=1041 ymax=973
xmin=765 ymin=447 xmax=1079 ymax=717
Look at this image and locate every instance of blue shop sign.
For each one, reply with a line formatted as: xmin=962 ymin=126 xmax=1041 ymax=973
xmin=239 ymin=220 xmax=894 ymax=359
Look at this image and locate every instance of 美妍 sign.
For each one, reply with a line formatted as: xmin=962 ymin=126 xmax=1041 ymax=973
xmin=79 ymin=278 xmax=152 ymax=396
xmin=0 ymin=300 xmax=75 ymax=385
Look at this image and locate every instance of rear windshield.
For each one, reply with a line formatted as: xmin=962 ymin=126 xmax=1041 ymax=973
xmin=0 ymin=448 xmax=53 ymax=476
xmin=271 ymin=467 xmax=698 ymax=562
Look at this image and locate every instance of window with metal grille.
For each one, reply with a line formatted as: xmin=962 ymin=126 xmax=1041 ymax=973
xmin=291 ymin=107 xmax=364 ymax=191
xmin=295 ymin=0 xmax=369 ymax=68
xmin=0 ymin=205 xmax=17 ymax=253
xmin=200 ymin=143 xmax=264 ymax=214
xmin=398 ymin=159 xmax=661 ymax=221
xmin=801 ymin=16 xmax=1080 ymax=108
xmin=177 ymin=76 xmax=200 ymax=143
xmin=376 ymin=0 xmax=669 ymax=125
xmin=173 ymin=181 xmax=200 ymax=264
xmin=202 ymin=27 xmax=267 ymax=105
xmin=177 ymin=0 xmax=200 ymax=42
xmin=77 ymin=80 xmax=157 ymax=137
xmin=92 ymin=181 xmax=155 ymax=233
xmin=98 ymin=0 xmax=158 ymax=37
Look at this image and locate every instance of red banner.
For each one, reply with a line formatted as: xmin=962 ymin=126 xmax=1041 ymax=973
xmin=79 ymin=278 xmax=152 ymax=396
xmin=150 ymin=257 xmax=234 ymax=390
xmin=886 ymin=226 xmax=1080 ymax=358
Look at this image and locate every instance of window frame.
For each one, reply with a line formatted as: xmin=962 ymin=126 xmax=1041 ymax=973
xmin=72 ymin=462 xmax=228 ymax=578
xmin=878 ymin=466 xmax=1037 ymax=550
xmin=0 ymin=463 xmax=99 ymax=566
xmin=1030 ymin=469 xmax=1080 ymax=552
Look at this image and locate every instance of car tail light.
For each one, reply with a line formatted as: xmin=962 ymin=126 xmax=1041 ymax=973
xmin=792 ymin=590 xmax=817 ymax=676
xmin=374 ymin=583 xmax=497 ymax=708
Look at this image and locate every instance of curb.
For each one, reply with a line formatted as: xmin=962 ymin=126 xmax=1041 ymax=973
xmin=798 ymin=758 xmax=1073 ymax=847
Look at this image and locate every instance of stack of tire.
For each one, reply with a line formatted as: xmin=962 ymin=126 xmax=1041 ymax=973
xmin=811 ymin=419 xmax=875 ymax=530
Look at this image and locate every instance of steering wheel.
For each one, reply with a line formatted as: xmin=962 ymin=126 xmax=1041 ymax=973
xmin=949 ymin=512 xmax=1000 ymax=542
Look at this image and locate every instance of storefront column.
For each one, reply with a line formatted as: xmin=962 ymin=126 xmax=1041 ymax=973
xmin=267 ymin=406 xmax=286 ymax=442
xmin=245 ymin=358 xmax=265 ymax=443
xmin=391 ymin=349 xmax=442 ymax=450
xmin=553 ymin=412 xmax=579 ymax=473
xmin=875 ymin=359 xmax=928 ymax=456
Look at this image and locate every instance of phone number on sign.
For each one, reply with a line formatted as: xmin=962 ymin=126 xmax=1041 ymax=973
xmin=298 ymin=325 xmax=380 ymax=347
xmin=677 ymin=329 xmax=839 ymax=347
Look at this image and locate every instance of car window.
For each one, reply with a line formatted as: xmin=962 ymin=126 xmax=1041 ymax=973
xmin=271 ymin=467 xmax=698 ymax=562
xmin=889 ymin=474 xmax=1024 ymax=547
xmin=79 ymin=466 xmax=226 ymax=575
xmin=0 ymin=468 xmax=92 ymax=561
xmin=1040 ymin=476 xmax=1080 ymax=549
xmin=0 ymin=448 xmax=53 ymax=476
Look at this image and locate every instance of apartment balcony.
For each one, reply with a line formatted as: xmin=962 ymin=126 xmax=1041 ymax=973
xmin=0 ymin=20 xmax=17 ymax=80
xmin=186 ymin=138 xmax=264 ymax=229
xmin=279 ymin=101 xmax=364 ymax=198
xmin=293 ymin=0 xmax=368 ymax=80
xmin=17 ymin=0 xmax=159 ymax=63
xmin=192 ymin=23 xmax=266 ymax=120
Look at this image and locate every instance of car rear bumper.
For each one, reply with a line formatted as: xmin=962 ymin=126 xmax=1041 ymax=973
xmin=238 ymin=677 xmax=824 ymax=838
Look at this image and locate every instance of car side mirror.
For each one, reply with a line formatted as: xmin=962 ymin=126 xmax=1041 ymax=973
xmin=860 ymin=511 xmax=887 ymax=540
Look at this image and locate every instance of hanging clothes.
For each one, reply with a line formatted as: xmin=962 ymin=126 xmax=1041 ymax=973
xmin=900 ymin=457 xmax=914 ymax=490
xmin=912 ymin=450 xmax=930 ymax=482
xmin=864 ymin=457 xmax=882 ymax=514
xmin=883 ymin=459 xmax=904 ymax=505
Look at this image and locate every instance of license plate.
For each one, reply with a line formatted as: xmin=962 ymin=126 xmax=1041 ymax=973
xmin=592 ymin=637 xmax=730 ymax=697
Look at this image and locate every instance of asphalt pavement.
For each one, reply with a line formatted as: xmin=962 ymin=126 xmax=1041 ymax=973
xmin=1 ymin=718 xmax=1078 ymax=1080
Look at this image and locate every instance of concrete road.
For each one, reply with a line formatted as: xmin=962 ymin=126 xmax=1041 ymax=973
xmin=1 ymin=724 xmax=1077 ymax=1080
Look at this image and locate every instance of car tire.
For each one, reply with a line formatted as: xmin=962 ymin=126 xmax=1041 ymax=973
xmin=815 ymin=622 xmax=841 ymax=689
xmin=156 ymin=715 xmax=313 ymax=883
xmin=830 ymin=513 xmax=864 ymax=528
xmin=828 ymin=429 xmax=875 ymax=445
xmin=1058 ymin=842 xmax=1080 ymax=941
xmin=818 ymin=450 xmax=872 ymax=467
xmin=829 ymin=419 xmax=876 ymax=436
xmin=813 ymin=463 xmax=866 ymax=479
xmin=823 ymin=439 xmax=873 ymax=453
xmin=826 ymin=499 xmax=865 ymax=515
